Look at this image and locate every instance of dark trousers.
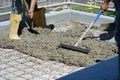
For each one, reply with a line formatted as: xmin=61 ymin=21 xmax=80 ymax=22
xmin=115 ymin=3 xmax=120 ymax=54
xmin=114 ymin=3 xmax=120 ymax=79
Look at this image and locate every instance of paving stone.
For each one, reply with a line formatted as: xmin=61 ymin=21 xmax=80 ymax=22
xmin=16 ymin=58 xmax=28 ymax=64
xmin=25 ymin=56 xmax=38 ymax=62
xmin=12 ymin=70 xmax=25 ymax=76
xmin=23 ymin=62 xmax=35 ymax=67
xmin=0 ymin=58 xmax=11 ymax=62
xmin=0 ymin=51 xmax=7 ymax=55
xmin=7 ymin=61 xmax=19 ymax=66
xmin=5 ymin=67 xmax=18 ymax=73
xmin=0 ymin=77 xmax=6 ymax=80
xmin=14 ymin=64 xmax=27 ymax=70
xmin=32 ymin=71 xmax=42 ymax=77
xmin=22 ymin=74 xmax=33 ymax=79
xmin=0 ymin=48 xmax=80 ymax=80
xmin=33 ymin=64 xmax=43 ymax=70
xmin=24 ymin=68 xmax=34 ymax=74
xmin=0 ymin=70 xmax=9 ymax=76
xmin=42 ymin=67 xmax=51 ymax=73
xmin=0 ymin=63 xmax=9 ymax=69
xmin=41 ymin=74 xmax=51 ymax=79
xmin=35 ymin=58 xmax=44 ymax=63
xmin=3 ymin=73 xmax=15 ymax=79
xmin=0 ymin=56 xmax=4 ymax=61
xmin=3 ymin=49 xmax=15 ymax=52
xmin=9 ymin=55 xmax=21 ymax=60
xmin=12 ymin=77 xmax=26 ymax=80
xmin=1 ymin=52 xmax=11 ymax=58
xmin=30 ymin=77 xmax=43 ymax=80
xmin=0 ymin=54 xmax=3 ymax=58
xmin=9 ymin=51 xmax=25 ymax=57
xmin=23 ymin=56 xmax=35 ymax=62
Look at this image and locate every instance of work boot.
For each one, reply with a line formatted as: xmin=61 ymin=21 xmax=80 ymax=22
xmin=9 ymin=14 xmax=21 ymax=40
xmin=32 ymin=7 xmax=47 ymax=28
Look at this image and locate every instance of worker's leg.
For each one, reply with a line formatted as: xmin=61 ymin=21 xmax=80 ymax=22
xmin=114 ymin=3 xmax=120 ymax=80
xmin=9 ymin=0 xmax=22 ymax=40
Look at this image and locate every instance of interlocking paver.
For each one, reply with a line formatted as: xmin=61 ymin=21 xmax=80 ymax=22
xmin=12 ymin=70 xmax=25 ymax=76
xmin=9 ymin=55 xmax=21 ymax=60
xmin=23 ymin=62 xmax=35 ymax=67
xmin=16 ymin=58 xmax=28 ymax=64
xmin=0 ymin=58 xmax=10 ymax=63
xmin=0 ymin=50 xmax=7 ymax=55
xmin=3 ymin=49 xmax=15 ymax=52
xmin=31 ymin=70 xmax=42 ymax=77
xmin=3 ymin=73 xmax=15 ymax=79
xmin=0 ymin=64 xmax=9 ymax=69
xmin=22 ymin=74 xmax=33 ymax=79
xmin=12 ymin=77 xmax=26 ymax=80
xmin=2 ymin=52 xmax=11 ymax=58
xmin=0 ymin=70 xmax=9 ymax=76
xmin=0 ymin=48 xmax=81 ymax=80
xmin=0 ymin=77 xmax=6 ymax=80
xmin=33 ymin=64 xmax=43 ymax=71
xmin=7 ymin=61 xmax=19 ymax=66
xmin=24 ymin=68 xmax=34 ymax=74
xmin=5 ymin=67 xmax=18 ymax=73
xmin=41 ymin=74 xmax=52 ymax=80
xmin=14 ymin=64 xmax=27 ymax=70
xmin=30 ymin=77 xmax=43 ymax=80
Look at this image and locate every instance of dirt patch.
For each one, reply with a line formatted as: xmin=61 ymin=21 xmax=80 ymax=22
xmin=0 ymin=20 xmax=117 ymax=67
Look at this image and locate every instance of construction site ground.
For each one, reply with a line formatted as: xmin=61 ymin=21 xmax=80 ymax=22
xmin=0 ymin=20 xmax=117 ymax=67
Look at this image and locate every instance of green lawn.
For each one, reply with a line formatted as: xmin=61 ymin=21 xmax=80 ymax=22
xmin=71 ymin=5 xmax=115 ymax=17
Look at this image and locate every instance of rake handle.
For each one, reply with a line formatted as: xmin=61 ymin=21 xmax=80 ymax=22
xmin=74 ymin=10 xmax=102 ymax=47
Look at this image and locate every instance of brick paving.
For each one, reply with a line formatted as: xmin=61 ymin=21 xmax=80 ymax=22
xmin=0 ymin=48 xmax=82 ymax=80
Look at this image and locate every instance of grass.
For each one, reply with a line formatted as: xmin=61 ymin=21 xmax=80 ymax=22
xmin=71 ymin=5 xmax=115 ymax=17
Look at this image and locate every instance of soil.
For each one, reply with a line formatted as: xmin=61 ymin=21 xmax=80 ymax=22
xmin=0 ymin=20 xmax=117 ymax=67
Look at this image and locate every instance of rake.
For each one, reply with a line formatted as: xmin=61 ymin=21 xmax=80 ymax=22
xmin=60 ymin=10 xmax=103 ymax=53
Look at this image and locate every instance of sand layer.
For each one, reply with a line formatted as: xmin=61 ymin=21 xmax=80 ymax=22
xmin=0 ymin=21 xmax=117 ymax=67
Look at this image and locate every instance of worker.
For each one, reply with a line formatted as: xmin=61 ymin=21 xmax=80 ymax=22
xmin=9 ymin=0 xmax=37 ymax=40
xmin=24 ymin=0 xmax=54 ymax=31
xmin=9 ymin=0 xmax=54 ymax=40
xmin=100 ymin=0 xmax=120 ymax=79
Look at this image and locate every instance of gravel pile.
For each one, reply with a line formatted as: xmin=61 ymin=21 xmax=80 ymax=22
xmin=0 ymin=20 xmax=117 ymax=67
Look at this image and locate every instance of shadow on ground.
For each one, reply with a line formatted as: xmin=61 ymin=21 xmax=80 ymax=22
xmin=99 ymin=22 xmax=116 ymax=41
